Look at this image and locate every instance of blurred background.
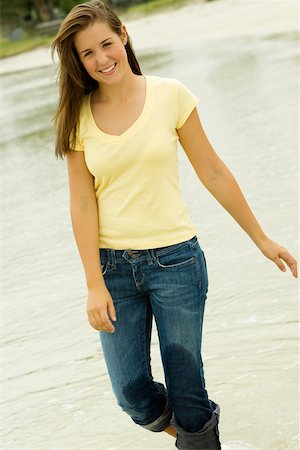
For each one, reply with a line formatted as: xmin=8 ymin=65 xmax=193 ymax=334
xmin=1 ymin=1 xmax=299 ymax=449
xmin=1 ymin=0 xmax=191 ymax=56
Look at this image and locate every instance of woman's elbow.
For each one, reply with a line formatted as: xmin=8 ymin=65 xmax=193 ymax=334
xmin=70 ymin=194 xmax=98 ymax=213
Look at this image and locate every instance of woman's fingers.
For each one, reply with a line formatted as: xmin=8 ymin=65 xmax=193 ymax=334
xmin=87 ymin=305 xmax=116 ymax=333
xmin=107 ymin=298 xmax=117 ymax=323
xmin=88 ymin=310 xmax=103 ymax=332
xmin=278 ymin=249 xmax=298 ymax=278
xmin=273 ymin=256 xmax=286 ymax=272
xmin=87 ymin=286 xmax=117 ymax=332
xmin=259 ymin=238 xmax=298 ymax=278
xmin=100 ymin=308 xmax=115 ymax=333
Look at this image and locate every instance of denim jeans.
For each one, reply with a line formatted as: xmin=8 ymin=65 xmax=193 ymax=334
xmin=98 ymin=235 xmax=220 ymax=446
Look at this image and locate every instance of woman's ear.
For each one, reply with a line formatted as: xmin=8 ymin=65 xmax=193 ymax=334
xmin=121 ymin=24 xmax=128 ymax=45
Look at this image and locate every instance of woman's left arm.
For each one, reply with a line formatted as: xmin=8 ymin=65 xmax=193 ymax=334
xmin=177 ymin=108 xmax=298 ymax=278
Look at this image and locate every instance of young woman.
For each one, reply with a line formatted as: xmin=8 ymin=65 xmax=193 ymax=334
xmin=51 ymin=1 xmax=297 ymax=449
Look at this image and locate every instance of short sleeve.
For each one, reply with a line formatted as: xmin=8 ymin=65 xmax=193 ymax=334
xmin=174 ymin=79 xmax=199 ymax=129
xmin=69 ymin=126 xmax=84 ymax=152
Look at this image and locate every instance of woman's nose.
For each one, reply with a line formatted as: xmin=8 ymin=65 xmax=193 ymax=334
xmin=95 ymin=50 xmax=110 ymax=68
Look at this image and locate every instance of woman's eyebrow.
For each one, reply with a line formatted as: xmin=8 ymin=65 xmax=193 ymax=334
xmin=80 ymin=37 xmax=112 ymax=54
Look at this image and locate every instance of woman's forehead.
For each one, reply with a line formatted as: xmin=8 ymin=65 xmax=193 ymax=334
xmin=74 ymin=21 xmax=114 ymax=48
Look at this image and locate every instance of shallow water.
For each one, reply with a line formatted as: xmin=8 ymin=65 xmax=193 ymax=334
xmin=1 ymin=4 xmax=299 ymax=450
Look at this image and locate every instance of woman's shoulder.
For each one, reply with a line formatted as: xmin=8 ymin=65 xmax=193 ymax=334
xmin=145 ymin=75 xmax=195 ymax=103
xmin=145 ymin=74 xmax=180 ymax=88
xmin=145 ymin=75 xmax=188 ymax=102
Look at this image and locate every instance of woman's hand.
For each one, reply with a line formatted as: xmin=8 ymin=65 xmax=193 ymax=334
xmin=257 ymin=237 xmax=298 ymax=278
xmin=87 ymin=284 xmax=117 ymax=333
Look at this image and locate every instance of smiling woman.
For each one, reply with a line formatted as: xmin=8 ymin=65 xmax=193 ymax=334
xmin=73 ymin=21 xmax=147 ymax=136
xmin=74 ymin=22 xmax=127 ymax=78
xmin=50 ymin=1 xmax=297 ymax=449
xmin=51 ymin=1 xmax=142 ymax=158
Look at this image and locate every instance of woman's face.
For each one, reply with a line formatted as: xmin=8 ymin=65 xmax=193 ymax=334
xmin=74 ymin=21 xmax=129 ymax=86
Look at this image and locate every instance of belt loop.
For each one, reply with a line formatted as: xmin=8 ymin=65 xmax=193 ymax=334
xmin=111 ymin=249 xmax=117 ymax=270
xmin=149 ymin=249 xmax=156 ymax=264
xmin=106 ymin=249 xmax=112 ymax=267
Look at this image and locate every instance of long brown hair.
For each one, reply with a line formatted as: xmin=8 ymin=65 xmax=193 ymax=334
xmin=51 ymin=0 xmax=142 ymax=160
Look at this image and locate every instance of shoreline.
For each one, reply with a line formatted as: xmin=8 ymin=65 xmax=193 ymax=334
xmin=0 ymin=0 xmax=297 ymax=76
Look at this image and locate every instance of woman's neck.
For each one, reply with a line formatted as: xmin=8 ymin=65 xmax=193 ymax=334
xmin=97 ymin=69 xmax=143 ymax=104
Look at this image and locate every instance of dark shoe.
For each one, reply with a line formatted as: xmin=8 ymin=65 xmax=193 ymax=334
xmin=171 ymin=401 xmax=221 ymax=450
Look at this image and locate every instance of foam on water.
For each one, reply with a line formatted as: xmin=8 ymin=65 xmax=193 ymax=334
xmin=223 ymin=442 xmax=260 ymax=450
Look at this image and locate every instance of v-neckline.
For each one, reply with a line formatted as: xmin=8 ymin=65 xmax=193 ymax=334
xmin=87 ymin=75 xmax=150 ymax=142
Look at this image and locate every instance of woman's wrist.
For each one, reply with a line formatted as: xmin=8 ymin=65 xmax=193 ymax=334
xmin=251 ymin=231 xmax=269 ymax=249
xmin=86 ymin=273 xmax=106 ymax=290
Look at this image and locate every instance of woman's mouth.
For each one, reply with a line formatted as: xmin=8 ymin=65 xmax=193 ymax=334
xmin=99 ymin=63 xmax=117 ymax=75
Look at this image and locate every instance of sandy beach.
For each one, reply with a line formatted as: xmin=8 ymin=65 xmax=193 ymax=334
xmin=0 ymin=0 xmax=298 ymax=75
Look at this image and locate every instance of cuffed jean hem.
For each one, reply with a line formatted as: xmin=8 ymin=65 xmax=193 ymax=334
xmin=171 ymin=401 xmax=221 ymax=450
xmin=138 ymin=399 xmax=173 ymax=432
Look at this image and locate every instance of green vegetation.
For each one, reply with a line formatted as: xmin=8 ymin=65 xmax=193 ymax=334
xmin=0 ymin=35 xmax=55 ymax=58
xmin=123 ymin=0 xmax=188 ymax=19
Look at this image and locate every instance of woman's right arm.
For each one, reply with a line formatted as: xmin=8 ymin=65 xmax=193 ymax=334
xmin=66 ymin=151 xmax=116 ymax=333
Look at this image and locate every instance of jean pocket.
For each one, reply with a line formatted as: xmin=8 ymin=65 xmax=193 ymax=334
xmin=156 ymin=245 xmax=195 ymax=269
xmin=190 ymin=236 xmax=199 ymax=247
xmin=100 ymin=259 xmax=109 ymax=276
xmin=101 ymin=263 xmax=108 ymax=276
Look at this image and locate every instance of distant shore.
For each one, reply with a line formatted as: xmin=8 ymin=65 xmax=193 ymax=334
xmin=0 ymin=0 xmax=297 ymax=76
xmin=0 ymin=0 xmax=188 ymax=59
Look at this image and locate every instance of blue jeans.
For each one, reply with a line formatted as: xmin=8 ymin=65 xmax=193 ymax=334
xmin=99 ymin=236 xmax=220 ymax=446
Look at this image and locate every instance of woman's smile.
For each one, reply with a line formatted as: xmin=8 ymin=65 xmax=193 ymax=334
xmin=98 ymin=62 xmax=117 ymax=75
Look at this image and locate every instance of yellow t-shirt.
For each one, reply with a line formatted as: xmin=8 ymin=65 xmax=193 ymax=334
xmin=72 ymin=75 xmax=199 ymax=249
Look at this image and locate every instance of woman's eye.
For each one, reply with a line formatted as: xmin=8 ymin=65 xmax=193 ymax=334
xmin=84 ymin=51 xmax=92 ymax=57
xmin=103 ymin=42 xmax=112 ymax=47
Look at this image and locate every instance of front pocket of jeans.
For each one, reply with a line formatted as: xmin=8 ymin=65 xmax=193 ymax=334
xmin=156 ymin=248 xmax=195 ymax=269
xmin=101 ymin=262 xmax=108 ymax=276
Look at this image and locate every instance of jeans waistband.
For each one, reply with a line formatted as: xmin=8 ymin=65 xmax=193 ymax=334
xmin=99 ymin=235 xmax=198 ymax=262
